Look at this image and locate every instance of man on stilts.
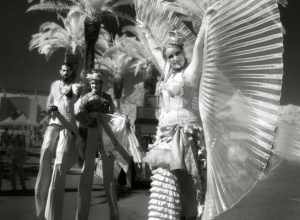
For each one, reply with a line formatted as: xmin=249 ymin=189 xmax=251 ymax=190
xmin=35 ymin=58 xmax=81 ymax=220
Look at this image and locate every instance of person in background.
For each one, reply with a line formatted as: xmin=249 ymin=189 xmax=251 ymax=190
xmin=7 ymin=133 xmax=27 ymax=191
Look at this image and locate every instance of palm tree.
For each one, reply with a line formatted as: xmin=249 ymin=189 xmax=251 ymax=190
xmin=29 ymin=10 xmax=110 ymax=74
xmin=27 ymin=0 xmax=134 ymax=72
xmin=29 ymin=11 xmax=85 ymax=58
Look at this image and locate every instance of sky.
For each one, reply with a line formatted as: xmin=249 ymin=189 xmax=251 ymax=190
xmin=0 ymin=0 xmax=299 ymax=104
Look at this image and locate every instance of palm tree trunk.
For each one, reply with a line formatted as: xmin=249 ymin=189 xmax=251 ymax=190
xmin=113 ymin=76 xmax=124 ymax=99
xmin=84 ymin=17 xmax=101 ymax=73
xmin=143 ymin=66 xmax=158 ymax=95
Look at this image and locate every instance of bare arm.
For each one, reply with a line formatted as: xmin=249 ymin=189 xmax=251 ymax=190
xmin=46 ymin=83 xmax=58 ymax=121
xmin=46 ymin=83 xmax=54 ymax=109
xmin=184 ymin=17 xmax=207 ymax=87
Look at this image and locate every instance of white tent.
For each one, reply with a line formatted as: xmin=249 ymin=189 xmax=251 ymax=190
xmin=14 ymin=114 xmax=37 ymax=126
xmin=0 ymin=114 xmax=37 ymax=127
xmin=0 ymin=117 xmax=14 ymax=126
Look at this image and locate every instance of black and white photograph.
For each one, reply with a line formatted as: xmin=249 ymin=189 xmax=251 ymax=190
xmin=0 ymin=0 xmax=299 ymax=220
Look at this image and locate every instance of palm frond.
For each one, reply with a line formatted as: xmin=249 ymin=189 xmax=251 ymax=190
xmin=29 ymin=11 xmax=86 ymax=58
xmin=26 ymin=1 xmax=71 ymax=13
xmin=96 ymin=49 xmax=136 ymax=80
xmin=29 ymin=22 xmax=69 ymax=58
xmin=117 ymin=36 xmax=149 ymax=61
xmin=110 ymin=0 xmax=134 ymax=8
xmin=121 ymin=25 xmax=166 ymax=73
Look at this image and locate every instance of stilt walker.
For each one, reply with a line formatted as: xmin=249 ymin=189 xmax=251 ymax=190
xmin=28 ymin=11 xmax=85 ymax=219
xmin=75 ymin=71 xmax=135 ymax=220
xmin=34 ymin=57 xmax=81 ymax=220
xmin=133 ymin=0 xmax=286 ymax=219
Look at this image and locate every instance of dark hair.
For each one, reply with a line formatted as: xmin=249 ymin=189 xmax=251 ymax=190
xmin=61 ymin=63 xmax=76 ymax=82
xmin=62 ymin=62 xmax=73 ymax=70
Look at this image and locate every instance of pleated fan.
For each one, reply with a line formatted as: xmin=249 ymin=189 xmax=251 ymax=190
xmin=198 ymin=0 xmax=285 ymax=218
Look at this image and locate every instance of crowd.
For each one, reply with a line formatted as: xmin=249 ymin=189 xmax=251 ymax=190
xmin=0 ymin=129 xmax=28 ymax=191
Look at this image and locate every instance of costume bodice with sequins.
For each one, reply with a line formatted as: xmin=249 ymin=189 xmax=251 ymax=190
xmin=158 ymin=71 xmax=198 ymax=126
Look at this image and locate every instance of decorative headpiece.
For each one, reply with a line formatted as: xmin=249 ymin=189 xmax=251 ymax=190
xmin=164 ymin=30 xmax=185 ymax=49
xmin=86 ymin=70 xmax=103 ymax=82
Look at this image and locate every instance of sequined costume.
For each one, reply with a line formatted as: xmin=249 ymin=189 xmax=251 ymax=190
xmin=144 ymin=67 xmax=206 ymax=219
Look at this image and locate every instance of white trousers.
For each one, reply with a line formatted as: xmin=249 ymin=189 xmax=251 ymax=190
xmin=35 ymin=125 xmax=77 ymax=220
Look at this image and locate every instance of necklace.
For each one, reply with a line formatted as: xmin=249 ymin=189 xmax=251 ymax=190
xmin=58 ymin=81 xmax=73 ymax=114
xmin=59 ymin=81 xmax=72 ymax=97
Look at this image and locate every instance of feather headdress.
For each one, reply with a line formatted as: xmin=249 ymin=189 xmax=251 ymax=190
xmin=134 ymin=0 xmax=195 ymax=49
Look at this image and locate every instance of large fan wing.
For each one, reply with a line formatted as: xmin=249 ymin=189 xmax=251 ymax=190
xmin=199 ymin=0 xmax=284 ymax=218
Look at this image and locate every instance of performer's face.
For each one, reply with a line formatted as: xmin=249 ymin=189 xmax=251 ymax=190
xmin=165 ymin=47 xmax=186 ymax=71
xmin=59 ymin=64 xmax=72 ymax=82
xmin=90 ymin=80 xmax=102 ymax=93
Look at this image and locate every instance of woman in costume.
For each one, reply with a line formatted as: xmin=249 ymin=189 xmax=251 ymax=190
xmin=135 ymin=0 xmax=286 ymax=219
xmin=140 ymin=12 xmax=210 ymax=220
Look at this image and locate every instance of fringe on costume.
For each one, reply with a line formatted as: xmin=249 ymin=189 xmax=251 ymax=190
xmin=148 ymin=168 xmax=181 ymax=220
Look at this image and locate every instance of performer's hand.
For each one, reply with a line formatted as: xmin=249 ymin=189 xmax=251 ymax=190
xmin=47 ymin=105 xmax=58 ymax=118
xmin=47 ymin=105 xmax=58 ymax=113
xmin=205 ymin=3 xmax=218 ymax=16
xmin=72 ymin=83 xmax=83 ymax=97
